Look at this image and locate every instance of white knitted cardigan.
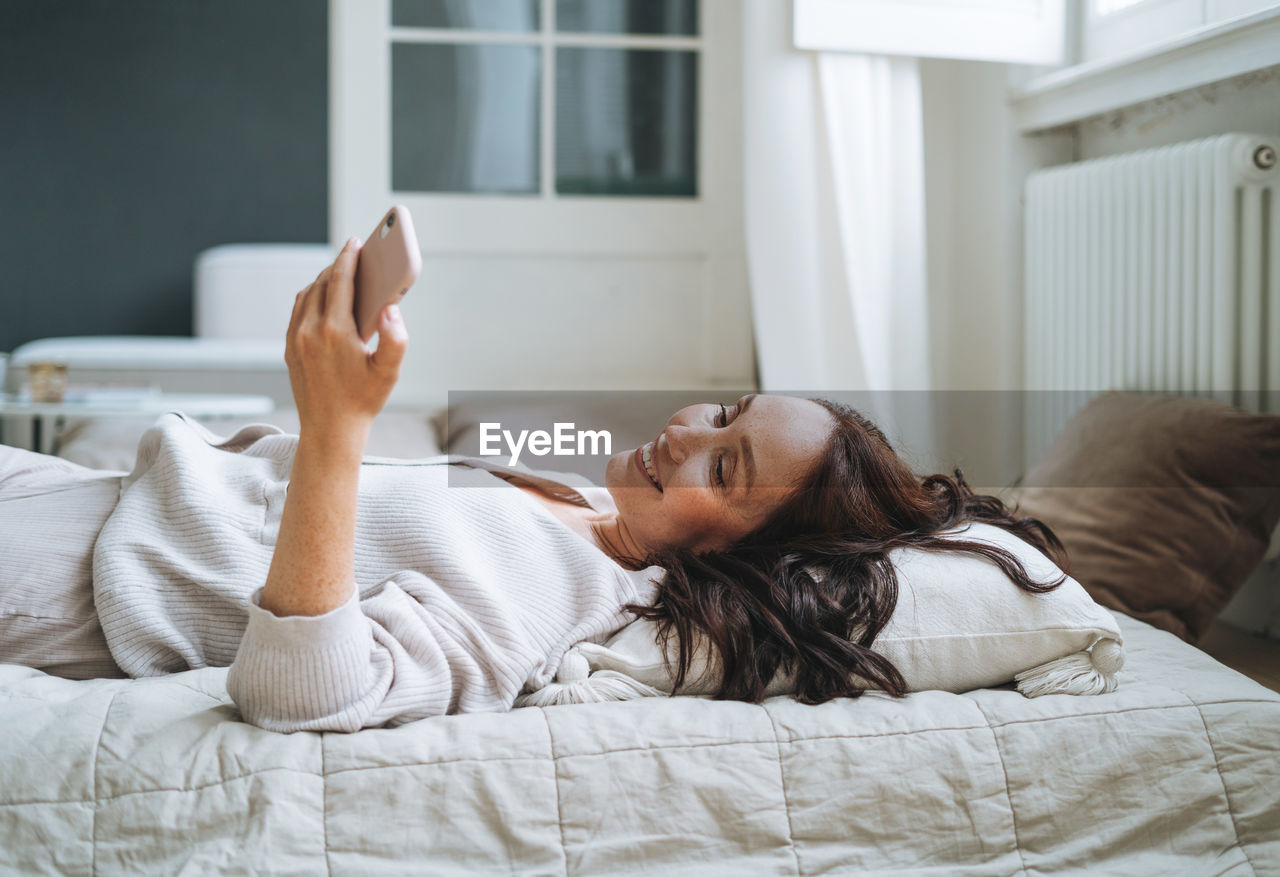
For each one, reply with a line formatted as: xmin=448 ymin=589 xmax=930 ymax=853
xmin=92 ymin=414 xmax=658 ymax=733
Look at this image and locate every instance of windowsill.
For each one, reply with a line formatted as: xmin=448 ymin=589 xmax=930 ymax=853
xmin=1010 ymin=5 xmax=1280 ymax=133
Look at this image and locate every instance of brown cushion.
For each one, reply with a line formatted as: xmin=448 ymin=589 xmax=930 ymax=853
xmin=1005 ymin=393 xmax=1280 ymax=642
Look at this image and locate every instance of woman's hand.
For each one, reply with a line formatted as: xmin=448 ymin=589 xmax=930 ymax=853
xmin=257 ymin=238 xmax=409 ymax=619
xmin=285 ymin=237 xmax=409 ymax=437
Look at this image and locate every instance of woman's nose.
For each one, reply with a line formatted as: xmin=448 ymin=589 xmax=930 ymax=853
xmin=663 ymin=423 xmax=701 ymax=465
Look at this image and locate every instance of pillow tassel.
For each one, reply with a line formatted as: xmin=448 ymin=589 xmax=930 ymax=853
xmin=515 ymin=648 xmax=666 ymax=708
xmin=1014 ymin=638 xmax=1124 ymax=697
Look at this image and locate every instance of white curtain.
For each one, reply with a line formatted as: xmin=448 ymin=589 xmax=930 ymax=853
xmin=742 ymin=0 xmax=933 ymax=458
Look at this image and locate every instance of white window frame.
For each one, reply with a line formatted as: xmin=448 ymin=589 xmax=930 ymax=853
xmin=1083 ymin=0 xmax=1205 ymax=62
xmin=1012 ymin=0 xmax=1280 ymax=131
xmin=331 ymin=0 xmax=730 ymax=255
xmin=1084 ymin=0 xmax=1280 ymax=63
xmin=328 ymin=0 xmax=754 ymax=399
xmin=793 ymin=0 xmax=1067 ymax=65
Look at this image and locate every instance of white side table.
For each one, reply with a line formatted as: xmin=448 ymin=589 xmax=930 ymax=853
xmin=0 ymin=393 xmax=275 ymax=455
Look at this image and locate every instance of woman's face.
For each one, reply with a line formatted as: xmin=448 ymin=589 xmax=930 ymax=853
xmin=604 ymin=394 xmax=834 ymax=555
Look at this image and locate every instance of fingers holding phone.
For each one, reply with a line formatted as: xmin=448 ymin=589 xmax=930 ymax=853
xmin=354 ymin=206 xmax=422 ymax=343
xmin=284 ymin=230 xmax=411 ymax=432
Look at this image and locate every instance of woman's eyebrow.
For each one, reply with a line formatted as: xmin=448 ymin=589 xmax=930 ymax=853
xmin=737 ymin=394 xmax=757 ymax=492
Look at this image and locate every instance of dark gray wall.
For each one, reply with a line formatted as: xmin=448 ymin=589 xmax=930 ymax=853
xmin=0 ymin=0 xmax=328 ymax=352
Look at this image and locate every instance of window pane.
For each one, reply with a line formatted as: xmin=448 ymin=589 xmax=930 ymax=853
xmin=556 ymin=0 xmax=698 ymax=35
xmin=392 ymin=0 xmax=540 ymax=31
xmin=1093 ymin=0 xmax=1149 ymax=14
xmin=392 ymin=43 xmax=540 ymax=194
xmin=556 ymin=49 xmax=697 ymax=197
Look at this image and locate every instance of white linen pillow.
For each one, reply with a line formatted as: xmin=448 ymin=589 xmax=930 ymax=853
xmin=519 ymin=522 xmax=1124 ymax=706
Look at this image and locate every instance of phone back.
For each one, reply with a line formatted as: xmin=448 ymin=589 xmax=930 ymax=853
xmin=354 ymin=205 xmax=422 ymax=342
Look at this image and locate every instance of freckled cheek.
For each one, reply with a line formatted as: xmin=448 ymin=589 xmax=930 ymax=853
xmin=666 ymin=491 xmax=725 ymax=532
xmin=619 ymin=487 xmax=659 ymax=519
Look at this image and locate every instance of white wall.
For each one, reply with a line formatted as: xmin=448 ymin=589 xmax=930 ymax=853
xmin=922 ymin=59 xmax=1075 ymax=394
xmin=919 ymin=58 xmax=1072 ymax=487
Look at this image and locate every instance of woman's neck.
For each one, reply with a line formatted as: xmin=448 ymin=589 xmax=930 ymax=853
xmin=515 ymin=485 xmax=648 ymax=569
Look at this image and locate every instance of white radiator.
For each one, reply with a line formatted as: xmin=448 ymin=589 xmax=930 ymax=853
xmin=1024 ymin=132 xmax=1280 ymax=461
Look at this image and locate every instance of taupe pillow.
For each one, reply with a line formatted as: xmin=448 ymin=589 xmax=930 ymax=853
xmin=1006 ymin=393 xmax=1280 ymax=642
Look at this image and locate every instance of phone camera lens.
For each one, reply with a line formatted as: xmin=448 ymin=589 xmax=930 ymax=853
xmin=386 ymin=213 xmax=396 ymax=229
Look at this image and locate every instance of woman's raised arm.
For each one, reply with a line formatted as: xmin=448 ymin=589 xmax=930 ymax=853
xmin=258 ymin=237 xmax=409 ymax=618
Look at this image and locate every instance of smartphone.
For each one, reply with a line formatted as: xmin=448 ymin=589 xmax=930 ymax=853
xmin=353 ymin=205 xmax=422 ymax=342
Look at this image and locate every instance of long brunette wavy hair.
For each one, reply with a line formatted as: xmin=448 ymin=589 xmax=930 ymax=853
xmin=626 ymin=397 xmax=1069 ymax=704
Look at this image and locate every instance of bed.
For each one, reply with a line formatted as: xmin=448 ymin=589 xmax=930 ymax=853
xmin=1 ymin=386 xmax=1278 ymax=876
xmin=0 ymin=609 xmax=1276 ymax=875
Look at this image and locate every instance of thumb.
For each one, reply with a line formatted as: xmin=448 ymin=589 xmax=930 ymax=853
xmin=371 ymin=304 xmax=409 ymax=375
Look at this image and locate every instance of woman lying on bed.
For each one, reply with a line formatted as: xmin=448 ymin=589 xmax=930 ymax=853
xmin=0 ymin=240 xmax=1065 ymax=732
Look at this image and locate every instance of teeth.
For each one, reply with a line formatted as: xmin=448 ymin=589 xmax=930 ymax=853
xmin=641 ymin=442 xmax=660 ymax=487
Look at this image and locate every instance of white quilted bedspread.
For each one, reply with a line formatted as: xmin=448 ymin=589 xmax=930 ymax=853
xmin=1 ymin=612 xmax=1277 ymax=876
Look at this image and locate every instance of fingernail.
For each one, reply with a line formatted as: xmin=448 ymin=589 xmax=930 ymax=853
xmin=386 ymin=304 xmax=402 ymax=323
xmin=348 ymin=236 xmax=360 ymax=248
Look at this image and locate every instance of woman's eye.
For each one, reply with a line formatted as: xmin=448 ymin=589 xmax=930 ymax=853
xmin=714 ymin=454 xmax=726 ymax=487
xmin=715 ymin=404 xmax=731 ymax=427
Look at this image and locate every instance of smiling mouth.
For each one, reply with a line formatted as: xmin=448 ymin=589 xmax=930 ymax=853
xmin=635 ymin=441 xmax=663 ymax=492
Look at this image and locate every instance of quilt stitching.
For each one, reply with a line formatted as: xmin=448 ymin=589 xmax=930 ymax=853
xmin=1 ymin=690 xmax=125 ymax=705
xmin=322 ymin=734 xmax=332 ymax=877
xmin=537 ymin=709 xmax=571 ymax=877
xmin=1189 ymin=700 xmax=1256 ymax=876
xmin=320 ymin=747 xmax=555 ymax=773
xmin=973 ymin=699 xmax=1029 ymax=877
xmin=748 ymin=699 xmax=1273 ymax=749
xmin=773 ymin=722 xmax=990 ymax=746
xmin=762 ymin=703 xmax=803 ymax=877
xmin=160 ymin=678 xmax=226 ymax=704
xmin=983 ymin=696 xmax=1274 ymax=727
xmin=4 ymin=698 xmax=1274 ymax=809
xmin=0 ymin=766 xmax=319 ymax=807
xmin=89 ymin=691 xmax=120 ymax=877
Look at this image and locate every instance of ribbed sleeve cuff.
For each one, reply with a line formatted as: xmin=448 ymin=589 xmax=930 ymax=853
xmin=227 ymin=587 xmax=385 ymax=733
xmin=241 ymin=587 xmax=366 ymax=649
